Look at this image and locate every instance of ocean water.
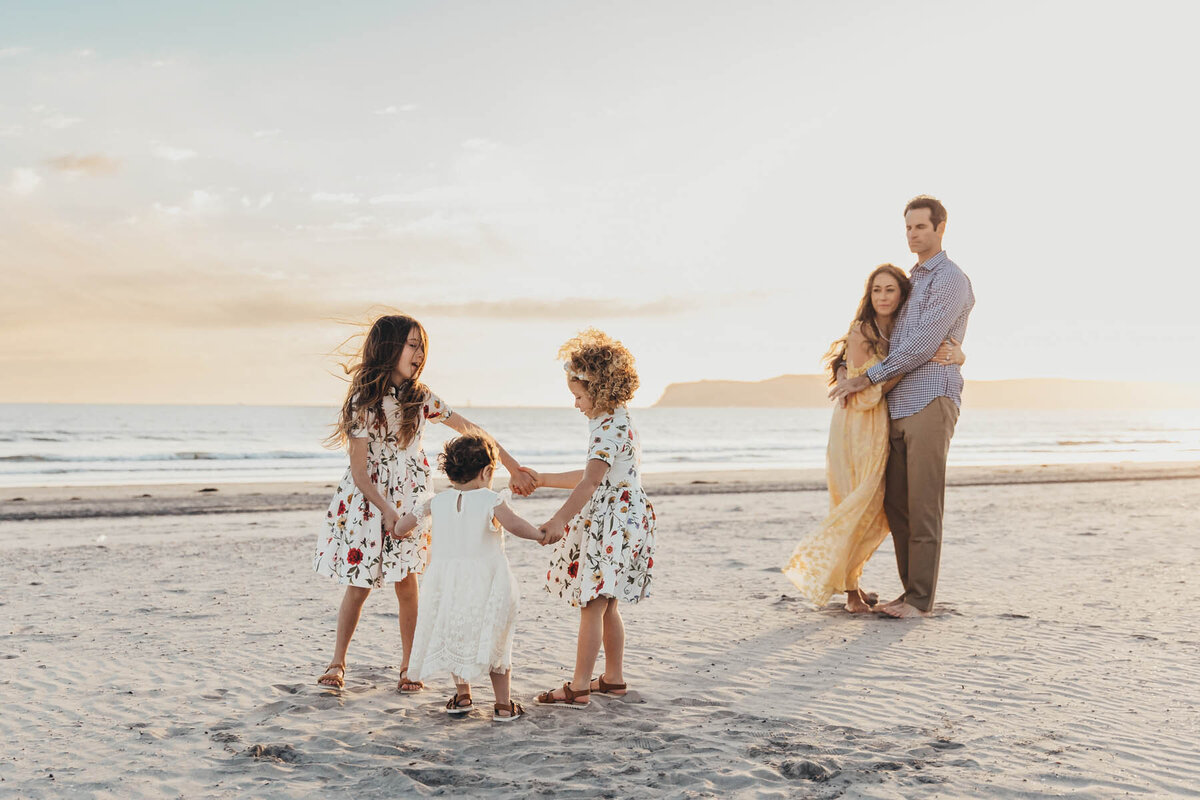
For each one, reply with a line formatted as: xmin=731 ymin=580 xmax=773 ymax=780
xmin=0 ymin=403 xmax=1197 ymax=488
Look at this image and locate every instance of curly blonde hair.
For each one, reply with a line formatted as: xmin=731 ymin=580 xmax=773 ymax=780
xmin=558 ymin=328 xmax=639 ymax=414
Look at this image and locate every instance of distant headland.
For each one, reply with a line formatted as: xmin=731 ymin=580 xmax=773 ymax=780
xmin=653 ymin=375 xmax=1200 ymax=410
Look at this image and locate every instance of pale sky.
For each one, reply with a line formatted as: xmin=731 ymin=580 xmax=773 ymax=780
xmin=2 ymin=1 xmax=1197 ymax=407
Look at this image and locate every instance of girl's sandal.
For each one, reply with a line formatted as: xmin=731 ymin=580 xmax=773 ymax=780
xmin=445 ymin=693 xmax=473 ymax=716
xmin=492 ymin=701 xmax=526 ymax=723
xmin=591 ymin=674 xmax=628 ymax=695
xmin=535 ymin=682 xmax=591 ymax=708
xmin=397 ymin=669 xmax=424 ymax=694
xmin=316 ymin=663 xmax=345 ymax=688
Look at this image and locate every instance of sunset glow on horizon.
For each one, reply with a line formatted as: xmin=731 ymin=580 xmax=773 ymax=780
xmin=3 ymin=1 xmax=1198 ymax=408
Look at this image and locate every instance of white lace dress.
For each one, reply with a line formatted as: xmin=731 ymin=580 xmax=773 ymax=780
xmin=407 ymin=488 xmax=520 ymax=684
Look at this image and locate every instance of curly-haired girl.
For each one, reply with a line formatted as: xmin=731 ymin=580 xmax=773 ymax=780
xmin=313 ymin=313 xmax=535 ymax=693
xmin=527 ymin=328 xmax=656 ymax=708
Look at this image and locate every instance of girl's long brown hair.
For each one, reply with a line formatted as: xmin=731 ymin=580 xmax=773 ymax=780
xmin=325 ymin=314 xmax=429 ymax=449
xmin=823 ymin=264 xmax=911 ymax=385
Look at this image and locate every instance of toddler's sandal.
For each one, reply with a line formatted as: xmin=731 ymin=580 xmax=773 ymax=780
xmin=591 ymin=674 xmax=627 ymax=695
xmin=444 ymin=693 xmax=473 ymax=716
xmin=492 ymin=701 xmax=526 ymax=722
xmin=535 ymin=682 xmax=590 ymax=708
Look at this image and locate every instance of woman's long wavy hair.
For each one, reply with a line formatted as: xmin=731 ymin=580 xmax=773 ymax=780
xmin=325 ymin=314 xmax=429 ymax=449
xmin=823 ymin=264 xmax=911 ymax=385
xmin=559 ymin=328 xmax=639 ymax=415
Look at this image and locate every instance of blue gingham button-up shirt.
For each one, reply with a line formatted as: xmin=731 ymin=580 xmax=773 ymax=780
xmin=866 ymin=251 xmax=974 ymax=420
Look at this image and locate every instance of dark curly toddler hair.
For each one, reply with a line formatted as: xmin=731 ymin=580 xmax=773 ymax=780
xmin=438 ymin=433 xmax=500 ymax=484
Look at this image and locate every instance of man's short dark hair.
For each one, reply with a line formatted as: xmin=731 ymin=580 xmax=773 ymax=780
xmin=904 ymin=195 xmax=947 ymax=229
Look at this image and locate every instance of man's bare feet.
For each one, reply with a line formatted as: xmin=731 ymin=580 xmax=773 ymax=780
xmin=844 ymin=589 xmax=873 ymax=613
xmin=881 ymin=602 xmax=931 ymax=619
xmin=877 ymin=594 xmax=906 ymax=611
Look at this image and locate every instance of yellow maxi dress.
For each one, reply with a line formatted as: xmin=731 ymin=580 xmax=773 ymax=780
xmin=782 ymin=356 xmax=890 ymax=607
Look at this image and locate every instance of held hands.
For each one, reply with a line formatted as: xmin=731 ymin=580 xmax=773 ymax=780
xmin=537 ymin=516 xmax=568 ymax=547
xmin=382 ymin=508 xmax=406 ymax=539
xmin=509 ymin=466 xmax=540 ymax=497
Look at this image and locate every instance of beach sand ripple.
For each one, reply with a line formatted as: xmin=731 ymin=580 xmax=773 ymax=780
xmin=1 ymin=472 xmax=1198 ymax=797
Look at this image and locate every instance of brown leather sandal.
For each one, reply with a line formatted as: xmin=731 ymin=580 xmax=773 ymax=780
xmin=316 ymin=663 xmax=345 ymax=688
xmin=492 ymin=701 xmax=526 ymax=723
xmin=445 ymin=693 xmax=473 ymax=715
xmin=535 ymin=682 xmax=590 ymax=708
xmin=397 ymin=669 xmax=424 ymax=694
xmin=591 ymin=674 xmax=627 ymax=695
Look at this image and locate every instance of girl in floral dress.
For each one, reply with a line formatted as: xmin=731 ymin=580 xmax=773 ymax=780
xmin=314 ymin=314 xmax=535 ymax=692
xmin=528 ymin=329 xmax=656 ymax=708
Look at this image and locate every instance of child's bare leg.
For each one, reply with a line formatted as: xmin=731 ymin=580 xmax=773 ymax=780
xmin=320 ymin=586 xmax=370 ymax=683
xmin=598 ymin=598 xmax=625 ymax=685
xmin=569 ymin=598 xmax=608 ymax=692
xmin=489 ymin=669 xmax=511 ymax=708
xmin=394 ymin=575 xmax=421 ymax=690
xmin=453 ymin=675 xmax=471 ymax=700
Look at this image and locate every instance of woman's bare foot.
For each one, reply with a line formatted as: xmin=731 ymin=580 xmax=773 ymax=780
xmin=881 ymin=602 xmax=931 ymax=618
xmin=844 ymin=590 xmax=873 ymax=613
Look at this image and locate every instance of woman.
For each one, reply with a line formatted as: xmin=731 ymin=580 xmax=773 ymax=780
xmin=782 ymin=264 xmax=964 ymax=612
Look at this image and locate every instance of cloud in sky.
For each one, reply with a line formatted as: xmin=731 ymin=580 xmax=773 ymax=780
xmin=153 ymin=144 xmax=197 ymax=161
xmin=44 ymin=154 xmax=121 ymax=175
xmin=8 ymin=168 xmax=41 ymax=195
xmin=311 ymin=192 xmax=360 ymax=204
xmin=42 ymin=113 xmax=82 ymax=130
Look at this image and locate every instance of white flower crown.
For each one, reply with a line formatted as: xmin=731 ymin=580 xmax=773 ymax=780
xmin=562 ymin=363 xmax=591 ymax=382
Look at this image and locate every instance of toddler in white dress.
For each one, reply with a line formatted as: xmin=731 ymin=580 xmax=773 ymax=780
xmin=391 ymin=433 xmax=548 ymax=721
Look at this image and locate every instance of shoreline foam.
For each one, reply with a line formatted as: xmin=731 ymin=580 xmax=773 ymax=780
xmin=3 ymin=461 xmax=1198 ymax=521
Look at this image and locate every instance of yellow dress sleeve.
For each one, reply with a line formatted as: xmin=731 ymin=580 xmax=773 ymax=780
xmin=845 ymin=356 xmax=884 ymax=411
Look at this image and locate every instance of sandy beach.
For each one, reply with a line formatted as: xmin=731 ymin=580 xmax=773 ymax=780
xmin=2 ymin=463 xmax=1198 ymax=798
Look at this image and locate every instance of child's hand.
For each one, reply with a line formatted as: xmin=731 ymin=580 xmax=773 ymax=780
xmin=509 ymin=468 xmax=537 ymax=497
xmin=382 ymin=508 xmax=403 ymax=538
xmin=539 ymin=517 xmax=568 ymax=546
xmin=520 ymin=467 xmax=542 ymax=491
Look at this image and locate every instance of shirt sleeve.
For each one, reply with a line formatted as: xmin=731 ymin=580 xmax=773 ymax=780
xmin=867 ymin=270 xmax=971 ymax=384
xmin=348 ymin=403 xmax=371 ymax=439
xmin=587 ymin=417 xmax=626 ymax=466
xmin=422 ymin=390 xmax=453 ymax=424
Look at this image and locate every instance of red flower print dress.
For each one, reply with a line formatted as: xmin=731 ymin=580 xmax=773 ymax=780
xmin=545 ymin=407 xmax=656 ymax=607
xmin=313 ymin=389 xmax=452 ymax=587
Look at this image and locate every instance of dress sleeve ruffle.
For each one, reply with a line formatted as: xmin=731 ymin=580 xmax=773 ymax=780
xmin=490 ymin=488 xmax=513 ymax=510
xmin=411 ymin=494 xmax=434 ymax=523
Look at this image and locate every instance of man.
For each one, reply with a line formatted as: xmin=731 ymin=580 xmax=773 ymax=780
xmin=829 ymin=196 xmax=974 ymax=618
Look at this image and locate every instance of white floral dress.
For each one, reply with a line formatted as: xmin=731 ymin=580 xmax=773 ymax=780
xmin=408 ymin=488 xmax=520 ymax=684
xmin=313 ymin=389 xmax=452 ymax=587
xmin=545 ymin=407 xmax=656 ymax=607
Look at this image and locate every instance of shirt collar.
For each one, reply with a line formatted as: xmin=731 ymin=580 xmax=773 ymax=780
xmin=912 ymin=250 xmax=948 ymax=274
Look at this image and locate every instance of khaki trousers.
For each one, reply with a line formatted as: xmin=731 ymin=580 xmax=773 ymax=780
xmin=883 ymin=396 xmax=959 ymax=612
